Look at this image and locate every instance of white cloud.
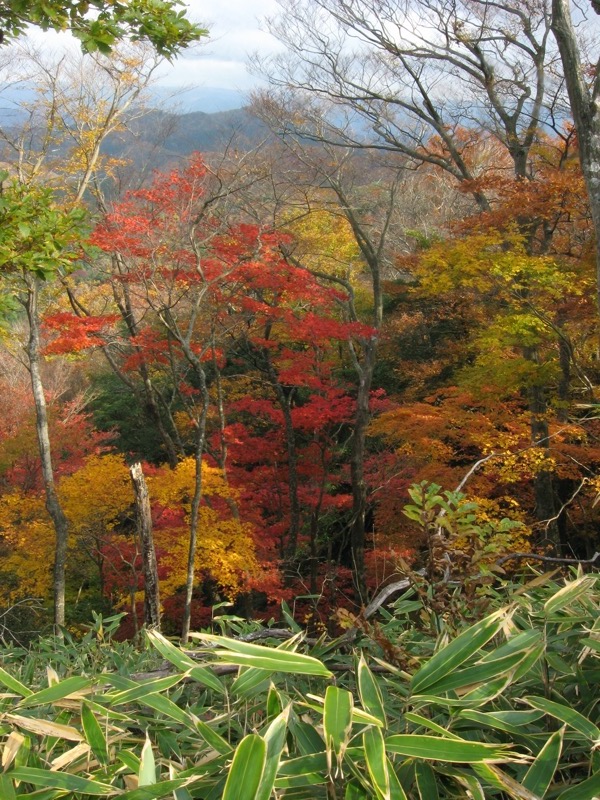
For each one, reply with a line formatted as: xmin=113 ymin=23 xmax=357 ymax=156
xmin=157 ymin=0 xmax=282 ymax=89
xmin=20 ymin=0 xmax=282 ymax=92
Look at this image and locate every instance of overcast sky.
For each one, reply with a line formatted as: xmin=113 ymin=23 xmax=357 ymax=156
xmin=23 ymin=0 xmax=283 ymax=111
xmin=155 ymin=0 xmax=282 ymax=91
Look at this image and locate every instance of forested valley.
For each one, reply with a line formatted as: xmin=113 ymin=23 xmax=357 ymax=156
xmin=1 ymin=1 xmax=600 ymax=798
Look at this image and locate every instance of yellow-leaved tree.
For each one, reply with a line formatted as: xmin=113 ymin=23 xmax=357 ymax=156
xmin=149 ymin=458 xmax=258 ymax=600
xmin=0 ymin=453 xmax=257 ymax=627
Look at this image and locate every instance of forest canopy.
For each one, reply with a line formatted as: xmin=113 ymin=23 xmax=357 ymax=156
xmin=0 ymin=0 xmax=599 ymax=642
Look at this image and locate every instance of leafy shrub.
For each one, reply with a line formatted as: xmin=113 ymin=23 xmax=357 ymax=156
xmin=0 ymin=573 xmax=598 ymax=798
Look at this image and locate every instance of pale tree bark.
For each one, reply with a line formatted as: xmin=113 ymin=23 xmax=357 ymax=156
xmin=23 ymin=277 xmax=69 ymax=630
xmin=181 ymin=373 xmax=210 ymax=644
xmin=129 ymin=462 xmax=161 ymax=630
xmin=552 ymin=0 xmax=600 ymax=320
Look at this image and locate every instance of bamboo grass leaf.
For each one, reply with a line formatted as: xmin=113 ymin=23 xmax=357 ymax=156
xmin=544 ymin=577 xmax=596 ymax=616
xmin=107 ymin=674 xmax=185 ymax=706
xmin=192 ymin=634 xmax=332 ymax=677
xmin=9 ymin=766 xmax=114 ymax=794
xmin=5 ymin=714 xmax=83 ymax=742
xmin=222 ymin=734 xmax=266 ymax=800
xmin=17 ymin=677 xmax=93 ymax=708
xmin=385 ymin=735 xmax=522 ymax=763
xmin=0 ymin=775 xmax=16 ymax=800
xmin=231 ymin=667 xmax=273 ymax=698
xmin=522 ymin=727 xmax=564 ymax=797
xmin=410 ymin=608 xmax=510 ymax=694
xmin=0 ymin=667 xmax=33 ymax=697
xmin=2 ymin=731 xmax=26 ymax=771
xmin=556 ymin=770 xmax=600 ymax=800
xmin=145 ymin=630 xmax=224 ymax=693
xmin=358 ymin=654 xmax=386 ymax=726
xmin=415 ymin=761 xmax=439 ymax=800
xmin=139 ymin=736 xmax=156 ymax=787
xmin=255 ymin=707 xmax=289 ymax=800
xmin=363 ymin=726 xmax=390 ymax=800
xmin=81 ymin=702 xmax=109 ymax=766
xmin=523 ymin=697 xmax=600 ymax=741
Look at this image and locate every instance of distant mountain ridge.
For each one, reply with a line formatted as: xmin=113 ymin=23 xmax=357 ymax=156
xmin=105 ymin=106 xmax=269 ymax=170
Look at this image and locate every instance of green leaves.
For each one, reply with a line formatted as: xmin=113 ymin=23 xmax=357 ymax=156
xmin=0 ymin=0 xmax=207 ymax=57
xmin=323 ymin=686 xmax=353 ymax=772
xmin=523 ymin=697 xmax=600 ymax=741
xmin=384 ymin=735 xmax=516 ymax=764
xmin=0 ymin=577 xmax=598 ymax=798
xmin=357 ymin=653 xmax=386 ymax=726
xmin=81 ymin=702 xmax=108 ymax=766
xmin=139 ymin=736 xmax=156 ymax=787
xmin=0 ymin=181 xmax=86 ymax=284
xmin=222 ymin=734 xmax=267 ymax=800
xmin=522 ymin=727 xmax=563 ymax=796
xmin=10 ymin=766 xmax=114 ymax=794
xmin=410 ymin=607 xmax=510 ymax=694
xmin=191 ymin=633 xmax=333 ymax=677
xmin=145 ymin=630 xmax=224 ymax=692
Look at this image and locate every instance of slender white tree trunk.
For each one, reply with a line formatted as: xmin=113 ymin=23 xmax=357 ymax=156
xmin=24 ymin=277 xmax=69 ymax=630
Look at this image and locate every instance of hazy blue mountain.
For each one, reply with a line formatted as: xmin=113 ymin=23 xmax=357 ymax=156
xmin=104 ymin=106 xmax=268 ymax=172
xmin=151 ymin=86 xmax=248 ymax=113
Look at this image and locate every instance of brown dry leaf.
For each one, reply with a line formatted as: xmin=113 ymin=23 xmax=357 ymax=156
xmin=51 ymin=742 xmax=91 ymax=770
xmin=5 ymin=713 xmax=83 ymax=741
xmin=2 ymin=731 xmax=25 ymax=770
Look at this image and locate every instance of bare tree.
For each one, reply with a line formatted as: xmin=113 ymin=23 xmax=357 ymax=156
xmin=130 ymin=462 xmax=161 ymax=631
xmin=256 ymin=0 xmax=560 ymax=192
xmin=552 ymin=0 xmax=600 ymax=318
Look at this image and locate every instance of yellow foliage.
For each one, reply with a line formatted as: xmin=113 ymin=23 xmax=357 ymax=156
xmin=150 ymin=457 xmax=257 ymax=597
xmin=0 ymin=454 xmax=257 ymax=606
xmin=449 ymin=495 xmax=531 ymax=567
xmin=156 ymin=511 xmax=258 ymax=599
xmin=149 ymin=457 xmax=238 ymax=509
xmin=60 ymin=454 xmax=133 ymax=534
xmin=283 ymin=206 xmax=362 ymax=280
xmin=0 ymin=491 xmax=55 ymax=601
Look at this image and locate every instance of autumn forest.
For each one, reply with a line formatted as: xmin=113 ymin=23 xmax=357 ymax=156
xmin=1 ymin=0 xmax=600 ymax=646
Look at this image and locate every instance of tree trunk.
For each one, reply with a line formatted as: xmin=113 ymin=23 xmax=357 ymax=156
xmin=552 ymin=0 xmax=600 ymax=320
xmin=272 ymin=382 xmax=301 ymax=561
xmin=129 ymin=462 xmax=161 ymax=630
xmin=349 ymin=339 xmax=377 ymax=603
xmin=180 ymin=370 xmax=210 ymax=644
xmin=524 ymin=346 xmax=560 ymax=550
xmin=24 ymin=278 xmax=70 ymax=630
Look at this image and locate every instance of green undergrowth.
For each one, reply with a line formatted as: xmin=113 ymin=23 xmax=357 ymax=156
xmin=0 ymin=572 xmax=599 ymax=799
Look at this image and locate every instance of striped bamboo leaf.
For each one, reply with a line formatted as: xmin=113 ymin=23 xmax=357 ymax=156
xmin=139 ymin=736 xmax=156 ymax=787
xmin=323 ymin=686 xmax=353 ymax=773
xmin=193 ymin=634 xmax=332 ymax=677
xmin=411 ymin=608 xmax=510 ymax=694
xmin=81 ymin=702 xmax=109 ymax=766
xmin=363 ymin=726 xmax=391 ymax=800
xmin=9 ymin=766 xmax=114 ymax=794
xmin=222 ymin=734 xmax=266 ymax=800
xmin=17 ymin=676 xmax=93 ymax=708
xmin=385 ymin=734 xmax=519 ymax=763
xmin=358 ymin=654 xmax=386 ymax=726
xmin=523 ymin=697 xmax=600 ymax=741
xmin=145 ymin=630 xmax=224 ymax=693
xmin=255 ymin=707 xmax=289 ymax=800
xmin=522 ymin=727 xmax=564 ymax=797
